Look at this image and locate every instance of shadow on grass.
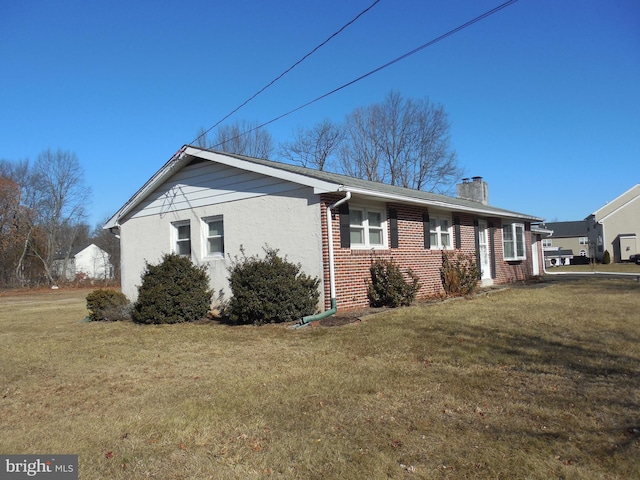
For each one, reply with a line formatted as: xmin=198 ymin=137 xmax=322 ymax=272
xmin=421 ymin=320 xmax=640 ymax=385
xmin=414 ymin=318 xmax=640 ymax=461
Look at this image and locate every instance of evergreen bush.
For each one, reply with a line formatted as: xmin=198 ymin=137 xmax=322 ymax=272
xmin=367 ymin=258 xmax=421 ymax=308
xmin=440 ymin=251 xmax=481 ymax=296
xmin=602 ymin=250 xmax=611 ymax=265
xmin=132 ymin=253 xmax=212 ymax=324
xmin=86 ymin=289 xmax=131 ymax=321
xmin=227 ymin=247 xmax=320 ymax=325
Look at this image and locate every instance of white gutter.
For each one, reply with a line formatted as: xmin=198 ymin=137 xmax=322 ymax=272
xmin=341 ymin=186 xmax=543 ymax=222
xmin=327 ymin=192 xmax=352 ymax=301
xmin=296 ymin=191 xmax=352 ymax=327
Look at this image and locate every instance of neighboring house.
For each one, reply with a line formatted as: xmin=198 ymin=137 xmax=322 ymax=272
xmin=586 ymin=184 xmax=640 ymax=262
xmin=104 ymin=146 xmax=543 ymax=311
xmin=539 ymin=220 xmax=590 ymax=267
xmin=52 ymin=243 xmax=114 ymax=281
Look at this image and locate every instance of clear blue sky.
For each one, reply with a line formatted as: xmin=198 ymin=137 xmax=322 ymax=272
xmin=2 ymin=0 xmax=638 ymax=228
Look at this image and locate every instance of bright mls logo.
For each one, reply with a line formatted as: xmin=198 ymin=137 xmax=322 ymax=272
xmin=1 ymin=455 xmax=78 ymax=479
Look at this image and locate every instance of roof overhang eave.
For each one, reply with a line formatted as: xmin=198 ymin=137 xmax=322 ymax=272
xmin=183 ymin=146 xmax=341 ymax=194
xmin=341 ymin=186 xmax=543 ymax=222
xmin=103 ymin=147 xmax=190 ymax=230
xmin=103 ymin=146 xmax=343 ymax=229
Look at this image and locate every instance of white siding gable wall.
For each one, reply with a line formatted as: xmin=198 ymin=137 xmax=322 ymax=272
xmin=129 ymin=161 xmax=308 ymax=219
xmin=75 ymin=244 xmax=112 ymax=280
xmin=119 ymin=160 xmax=324 ymax=305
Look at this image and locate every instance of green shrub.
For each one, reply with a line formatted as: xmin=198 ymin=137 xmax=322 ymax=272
xmin=367 ymin=258 xmax=421 ymax=308
xmin=86 ymin=289 xmax=131 ymax=321
xmin=440 ymin=251 xmax=481 ymax=296
xmin=602 ymin=250 xmax=611 ymax=265
xmin=227 ymin=247 xmax=320 ymax=325
xmin=132 ymin=253 xmax=212 ymax=324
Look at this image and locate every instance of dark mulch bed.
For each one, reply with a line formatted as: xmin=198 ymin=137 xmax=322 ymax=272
xmin=216 ymin=280 xmax=552 ymax=328
xmin=313 ymin=283 xmax=521 ymax=327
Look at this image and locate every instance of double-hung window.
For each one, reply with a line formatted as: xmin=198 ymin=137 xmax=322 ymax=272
xmin=503 ymin=223 xmax=526 ymax=261
xmin=350 ymin=207 xmax=385 ymax=248
xmin=203 ymin=216 xmax=224 ymax=257
xmin=173 ymin=221 xmax=191 ymax=256
xmin=429 ymin=216 xmax=452 ymax=249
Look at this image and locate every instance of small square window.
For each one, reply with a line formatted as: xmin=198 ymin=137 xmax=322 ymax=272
xmin=429 ymin=215 xmax=452 ymax=249
xmin=204 ymin=217 xmax=224 ymax=257
xmin=367 ymin=211 xmax=383 ymax=246
xmin=350 ymin=210 xmax=365 ymax=245
xmin=349 ymin=206 xmax=386 ymax=248
xmin=173 ymin=221 xmax=191 ymax=256
xmin=503 ymin=223 xmax=526 ymax=261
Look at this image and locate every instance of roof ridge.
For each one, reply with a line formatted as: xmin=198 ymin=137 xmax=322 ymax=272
xmin=193 ymin=146 xmax=540 ymax=220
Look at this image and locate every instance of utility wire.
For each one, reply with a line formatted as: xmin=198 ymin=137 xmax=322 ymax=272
xmin=192 ymin=0 xmax=381 ymax=146
xmin=208 ymin=0 xmax=518 ymax=149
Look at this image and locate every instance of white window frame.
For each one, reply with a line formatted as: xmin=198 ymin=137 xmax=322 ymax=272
xmin=202 ymin=216 xmax=224 ymax=258
xmin=349 ymin=205 xmax=387 ymax=249
xmin=542 ymin=238 xmax=552 ymax=248
xmin=429 ymin=215 xmax=453 ymax=250
xmin=579 ymin=237 xmax=588 ymax=245
xmin=503 ymin=223 xmax=526 ymax=261
xmin=172 ymin=220 xmax=191 ymax=257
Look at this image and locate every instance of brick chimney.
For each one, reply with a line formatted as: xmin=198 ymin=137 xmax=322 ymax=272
xmin=457 ymin=176 xmax=488 ymax=205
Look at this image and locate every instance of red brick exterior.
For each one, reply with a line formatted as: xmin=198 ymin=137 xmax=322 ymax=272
xmin=320 ymin=194 xmax=535 ymax=311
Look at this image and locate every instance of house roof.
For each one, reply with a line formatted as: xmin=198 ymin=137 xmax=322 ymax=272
xmin=589 ymin=184 xmax=640 ymax=222
xmin=104 ymin=146 xmax=543 ymax=229
xmin=544 ymin=249 xmax=574 ymax=257
xmin=53 ymin=243 xmax=106 ymax=260
xmin=541 ymin=220 xmax=587 ymax=238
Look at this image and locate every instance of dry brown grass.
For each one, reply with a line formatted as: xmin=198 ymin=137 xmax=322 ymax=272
xmin=1 ymin=279 xmax=639 ymax=479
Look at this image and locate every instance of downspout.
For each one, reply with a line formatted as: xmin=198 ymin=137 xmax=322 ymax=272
xmin=296 ymin=191 xmax=351 ymax=327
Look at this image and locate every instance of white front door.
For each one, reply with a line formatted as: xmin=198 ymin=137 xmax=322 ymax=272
xmin=478 ymin=220 xmax=492 ymax=283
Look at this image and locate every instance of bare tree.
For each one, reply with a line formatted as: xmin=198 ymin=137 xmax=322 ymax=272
xmin=0 ymin=173 xmax=22 ymax=286
xmin=0 ymin=159 xmax=41 ymax=286
xmin=93 ymin=217 xmax=121 ymax=281
xmin=338 ymin=106 xmax=383 ymax=182
xmin=278 ymin=119 xmax=344 ymax=171
xmin=199 ymin=120 xmax=274 ymax=159
xmin=338 ymin=91 xmax=462 ymax=192
xmin=55 ymin=221 xmax=91 ymax=281
xmin=194 ymin=127 xmax=210 ymax=149
xmin=27 ymin=149 xmax=92 ymax=284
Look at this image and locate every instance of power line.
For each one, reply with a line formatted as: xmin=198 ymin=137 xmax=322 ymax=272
xmin=208 ymin=0 xmax=518 ymax=149
xmin=192 ymin=0 xmax=381 ymax=146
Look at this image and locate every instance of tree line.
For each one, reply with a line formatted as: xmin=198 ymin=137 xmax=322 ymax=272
xmin=196 ymin=91 xmax=461 ymax=193
xmin=0 ymin=150 xmax=118 ymax=288
xmin=1 ymin=91 xmax=460 ymax=288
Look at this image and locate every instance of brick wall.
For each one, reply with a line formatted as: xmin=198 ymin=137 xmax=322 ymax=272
xmin=319 ymin=194 xmax=534 ymax=311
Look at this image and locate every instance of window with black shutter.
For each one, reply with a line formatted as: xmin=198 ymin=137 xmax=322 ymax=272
xmin=339 ymin=203 xmax=350 ymax=248
xmin=389 ymin=208 xmax=399 ymax=249
xmin=454 ymin=216 xmax=461 ymax=249
xmin=423 ymin=211 xmax=430 ymax=249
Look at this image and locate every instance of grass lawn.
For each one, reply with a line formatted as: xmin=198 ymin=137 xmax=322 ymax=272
xmin=1 ymin=278 xmax=639 ymax=479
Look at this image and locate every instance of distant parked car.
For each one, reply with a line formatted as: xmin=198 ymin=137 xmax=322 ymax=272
xmin=630 ymin=253 xmax=640 ymax=265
